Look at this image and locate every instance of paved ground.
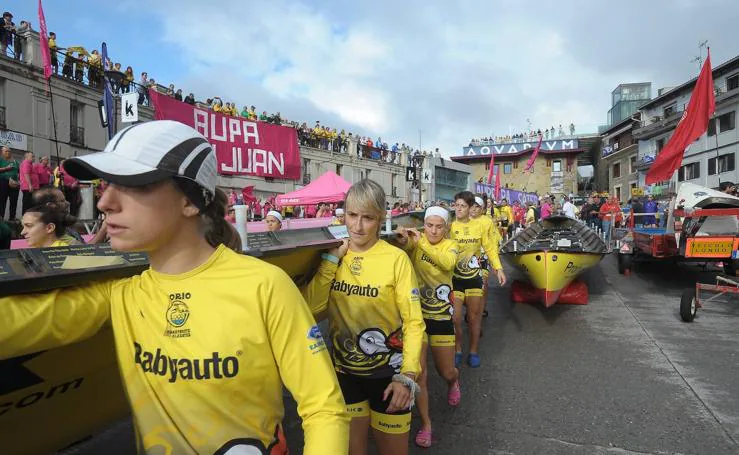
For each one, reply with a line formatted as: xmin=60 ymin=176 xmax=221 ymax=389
xmin=59 ymin=255 xmax=739 ymax=454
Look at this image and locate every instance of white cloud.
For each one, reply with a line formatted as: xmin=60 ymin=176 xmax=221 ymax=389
xmin=133 ymin=0 xmax=738 ymax=158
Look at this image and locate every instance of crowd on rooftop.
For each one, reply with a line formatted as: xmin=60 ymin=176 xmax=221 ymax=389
xmin=0 ymin=9 xmax=438 ymax=169
xmin=469 ymin=123 xmax=577 ymax=146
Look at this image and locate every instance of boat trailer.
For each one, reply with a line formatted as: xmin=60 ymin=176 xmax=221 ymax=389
xmin=680 ymin=274 xmax=739 ymax=322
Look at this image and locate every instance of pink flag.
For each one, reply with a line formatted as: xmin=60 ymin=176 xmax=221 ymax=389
xmin=486 ymin=149 xmax=496 ymax=184
xmin=523 ymin=134 xmax=543 ymax=173
xmin=494 ymin=167 xmax=501 ymax=200
xmin=38 ymin=0 xmax=52 ymax=79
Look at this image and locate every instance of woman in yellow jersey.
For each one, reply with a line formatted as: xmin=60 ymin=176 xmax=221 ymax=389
xmin=0 ymin=121 xmax=349 ymax=455
xmin=471 ymin=194 xmax=500 ymax=319
xmin=20 ymin=202 xmax=77 ymax=247
xmin=450 ymin=191 xmax=506 ymax=369
xmin=395 ymin=206 xmax=461 ymax=449
xmin=331 ymin=208 xmax=346 ymax=225
xmin=304 ymin=179 xmax=425 ymax=455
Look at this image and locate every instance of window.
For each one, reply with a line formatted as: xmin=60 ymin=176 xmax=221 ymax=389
xmin=663 ymin=103 xmax=677 ymax=117
xmin=614 ymin=186 xmax=622 ymax=202
xmin=656 ymin=138 xmax=665 ymax=153
xmin=708 ymin=118 xmax=717 ymax=136
xmin=551 ymin=160 xmax=562 ymax=172
xmin=678 ymin=162 xmax=700 ymax=181
xmin=391 ymin=173 xmax=396 ymax=195
xmin=629 ymin=155 xmax=637 ymax=174
xmin=503 ymin=163 xmax=512 ymax=174
xmin=612 ymin=162 xmax=621 ymax=179
xmin=336 ymin=164 xmax=342 ymax=176
xmin=365 ymin=169 xmax=371 ymax=179
xmin=728 ymin=74 xmax=739 ymax=91
xmin=719 ymin=111 xmax=736 ymax=133
xmin=493 ymin=164 xmax=499 ymax=175
xmin=708 ymin=153 xmax=735 ymax=175
xmin=69 ymin=102 xmax=84 ymax=146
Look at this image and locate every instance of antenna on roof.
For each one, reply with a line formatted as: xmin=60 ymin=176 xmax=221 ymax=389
xmin=692 ymin=40 xmax=709 ymax=69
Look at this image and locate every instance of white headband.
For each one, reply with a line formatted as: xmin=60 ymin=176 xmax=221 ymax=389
xmin=335 ymin=208 xmax=345 ymax=216
xmin=474 ymin=196 xmax=484 ymax=207
xmin=425 ymin=206 xmax=449 ymax=223
xmin=266 ymin=210 xmax=283 ymax=222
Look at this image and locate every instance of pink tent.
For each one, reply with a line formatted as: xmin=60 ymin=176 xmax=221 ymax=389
xmin=276 ymin=171 xmax=351 ymax=206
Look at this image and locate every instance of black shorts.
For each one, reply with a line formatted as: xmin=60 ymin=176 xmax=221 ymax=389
xmin=452 ymin=274 xmax=484 ymax=299
xmin=424 ymin=319 xmax=455 ymax=347
xmin=337 ymin=373 xmax=411 ymax=434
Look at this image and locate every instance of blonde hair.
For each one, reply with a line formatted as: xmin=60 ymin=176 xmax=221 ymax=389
xmin=345 ymin=179 xmax=386 ymax=235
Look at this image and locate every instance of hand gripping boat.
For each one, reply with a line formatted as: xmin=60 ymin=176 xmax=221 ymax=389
xmin=500 ymin=213 xmax=609 ymax=307
xmin=0 ymin=212 xmax=424 ymax=455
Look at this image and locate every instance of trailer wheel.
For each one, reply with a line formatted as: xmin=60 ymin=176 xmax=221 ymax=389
xmin=723 ymin=259 xmax=739 ymax=277
xmin=617 ymin=253 xmax=632 ymax=275
xmin=680 ymin=288 xmax=697 ymax=322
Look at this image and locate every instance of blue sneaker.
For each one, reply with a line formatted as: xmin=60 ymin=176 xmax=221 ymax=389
xmin=468 ymin=353 xmax=481 ymax=368
xmin=454 ymin=352 xmax=463 ymax=368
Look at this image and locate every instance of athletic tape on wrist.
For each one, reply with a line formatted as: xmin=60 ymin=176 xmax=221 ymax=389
xmin=392 ymin=374 xmax=421 ymax=410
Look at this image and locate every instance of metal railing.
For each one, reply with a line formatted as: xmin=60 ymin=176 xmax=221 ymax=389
xmin=70 ymin=125 xmax=85 ymax=146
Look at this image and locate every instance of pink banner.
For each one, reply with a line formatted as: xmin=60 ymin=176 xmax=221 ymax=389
xmin=152 ymin=91 xmax=301 ymax=180
xmin=38 ymin=0 xmax=52 ymax=79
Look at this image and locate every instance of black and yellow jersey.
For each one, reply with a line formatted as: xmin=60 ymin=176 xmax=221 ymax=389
xmin=472 ymin=214 xmax=501 ymax=262
xmin=404 ymin=235 xmax=458 ymax=321
xmin=304 ymin=240 xmax=425 ymax=378
xmin=450 ymin=218 xmax=502 ymax=279
xmin=0 ymin=245 xmax=349 ymax=455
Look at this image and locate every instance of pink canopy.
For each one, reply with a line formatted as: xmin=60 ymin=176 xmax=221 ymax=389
xmin=276 ymin=171 xmax=351 ymax=206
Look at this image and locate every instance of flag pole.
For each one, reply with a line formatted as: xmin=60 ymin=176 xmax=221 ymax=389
xmin=46 ymin=74 xmax=61 ymax=167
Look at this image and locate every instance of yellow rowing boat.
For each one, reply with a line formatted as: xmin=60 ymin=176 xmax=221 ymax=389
xmin=500 ymin=214 xmax=608 ymax=307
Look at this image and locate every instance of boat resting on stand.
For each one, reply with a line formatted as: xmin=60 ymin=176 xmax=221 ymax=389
xmin=500 ymin=213 xmax=609 ymax=307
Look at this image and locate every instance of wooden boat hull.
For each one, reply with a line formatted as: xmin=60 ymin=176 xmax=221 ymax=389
xmin=505 ymin=250 xmax=604 ymax=307
xmin=0 ymin=213 xmax=426 ymax=454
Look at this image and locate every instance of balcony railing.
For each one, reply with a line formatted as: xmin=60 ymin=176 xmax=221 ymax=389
xmin=70 ymin=125 xmax=85 ymax=146
xmin=0 ymin=106 xmax=5 ymax=129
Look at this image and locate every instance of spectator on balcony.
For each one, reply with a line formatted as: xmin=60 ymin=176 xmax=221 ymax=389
xmin=347 ymin=133 xmax=357 ymax=157
xmin=137 ymin=72 xmax=149 ymax=105
xmin=88 ymin=50 xmax=102 ymax=88
xmin=212 ymin=98 xmax=223 ymax=112
xmin=257 ymin=110 xmax=267 ymax=121
xmin=119 ymin=66 xmax=133 ymax=93
xmin=569 ymin=123 xmax=575 ymax=136
xmin=14 ymin=20 xmax=29 ymax=61
xmin=248 ymin=105 xmax=257 ymax=120
xmin=0 ymin=12 xmax=14 ymax=57
xmin=48 ymin=32 xmax=61 ymax=74
xmin=166 ymin=84 xmax=175 ymax=97
xmin=240 ymin=105 xmax=249 ymax=118
xmin=183 ymin=93 xmax=195 ymax=105
xmin=174 ymin=89 xmax=183 ymax=101
xmin=73 ymin=51 xmax=86 ymax=83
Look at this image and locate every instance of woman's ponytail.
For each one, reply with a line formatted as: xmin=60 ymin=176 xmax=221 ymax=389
xmin=201 ymin=188 xmax=243 ymax=252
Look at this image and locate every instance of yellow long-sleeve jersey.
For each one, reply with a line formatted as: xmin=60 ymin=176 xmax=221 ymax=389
xmin=450 ymin=218 xmax=502 ymax=279
xmin=304 ymin=240 xmax=425 ymax=378
xmin=0 ymin=245 xmax=349 ymax=455
xmin=500 ymin=205 xmax=514 ymax=224
xmin=405 ymin=235 xmax=458 ymax=321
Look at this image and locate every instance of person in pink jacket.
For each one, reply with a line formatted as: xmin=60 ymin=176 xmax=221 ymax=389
xmin=19 ymin=152 xmax=39 ymax=214
xmin=34 ymin=156 xmax=54 ymax=188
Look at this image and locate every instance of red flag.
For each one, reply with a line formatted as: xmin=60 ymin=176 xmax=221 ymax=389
xmin=486 ymin=150 xmax=496 ymax=184
xmin=241 ymin=185 xmax=256 ymax=203
xmin=494 ymin=167 xmax=501 ymax=200
xmin=523 ymin=134 xmax=543 ymax=173
xmin=38 ymin=0 xmax=53 ymax=79
xmin=646 ymin=50 xmax=715 ymax=185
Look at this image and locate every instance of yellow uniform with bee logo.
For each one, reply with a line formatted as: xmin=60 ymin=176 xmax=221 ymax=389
xmin=303 ymin=239 xmax=425 ymax=434
xmin=450 ymin=218 xmax=502 ymax=300
xmin=404 ymin=235 xmax=458 ymax=347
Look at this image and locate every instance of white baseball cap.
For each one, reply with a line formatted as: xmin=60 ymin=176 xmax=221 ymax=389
xmin=64 ymin=120 xmax=217 ymax=194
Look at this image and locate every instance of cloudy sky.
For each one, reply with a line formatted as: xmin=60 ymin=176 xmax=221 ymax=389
xmin=16 ymin=0 xmax=739 ymax=157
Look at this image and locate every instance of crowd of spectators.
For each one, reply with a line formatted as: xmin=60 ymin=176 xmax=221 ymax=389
xmin=469 ymin=123 xmax=577 ymax=146
xmin=2 ymin=9 xmax=440 ymax=171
